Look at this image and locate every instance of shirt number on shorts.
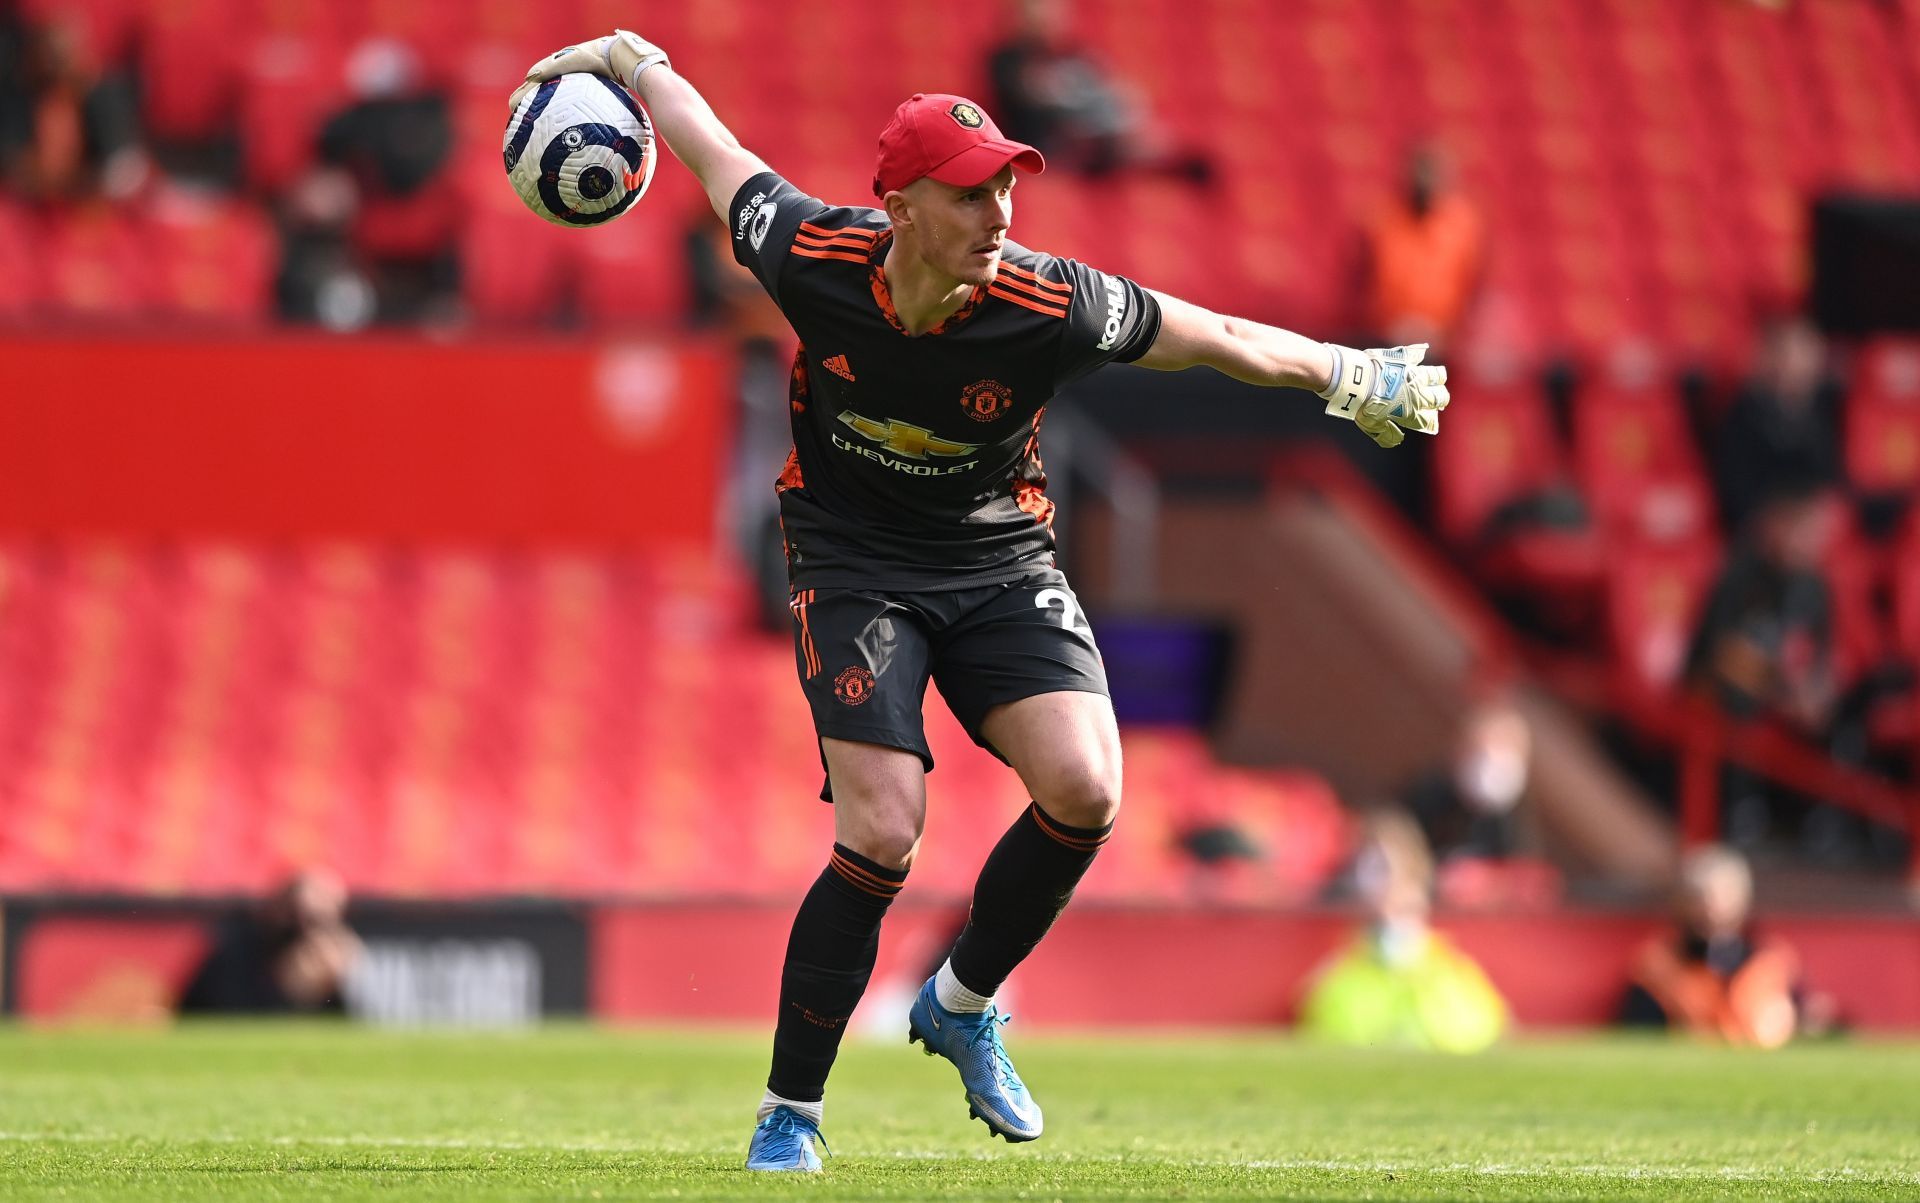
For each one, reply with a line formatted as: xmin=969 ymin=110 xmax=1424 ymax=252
xmin=1034 ymin=587 xmax=1088 ymax=633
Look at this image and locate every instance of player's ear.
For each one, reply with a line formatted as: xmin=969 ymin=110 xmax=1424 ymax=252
xmin=881 ymin=187 xmax=913 ymax=230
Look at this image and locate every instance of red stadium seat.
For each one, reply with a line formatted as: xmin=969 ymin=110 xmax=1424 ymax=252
xmin=332 ymin=0 xmax=468 ymax=89
xmin=1606 ymin=540 xmax=1722 ymax=701
xmin=238 ymin=39 xmax=348 ymax=196
xmin=569 ymin=171 xmax=702 ymax=327
xmin=145 ymin=188 xmax=276 ymax=322
xmin=1893 ymin=526 xmax=1920 ymax=662
xmin=43 ymin=205 xmax=153 ymax=320
xmin=1572 ymin=381 xmax=1716 ymax=544
xmin=1844 ymin=344 xmax=1920 ymax=499
xmin=461 ymin=205 xmax=573 ymax=325
xmin=1431 ymin=377 xmax=1570 ymax=548
xmin=0 ymin=200 xmax=39 ymax=319
xmin=1431 ymin=374 xmax=1606 ymax=635
xmin=1855 ymin=339 xmax=1920 ymax=403
xmin=20 ymin=0 xmax=141 ymax=68
xmin=138 ymin=0 xmax=248 ymax=145
xmin=1822 ymin=527 xmax=1888 ymax=685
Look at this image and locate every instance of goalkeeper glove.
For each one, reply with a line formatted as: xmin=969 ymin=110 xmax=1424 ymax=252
xmin=507 ymin=30 xmax=669 ymax=112
xmin=1317 ymin=343 xmax=1450 ymax=449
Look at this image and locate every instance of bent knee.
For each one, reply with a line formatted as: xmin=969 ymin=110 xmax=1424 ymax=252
xmin=845 ymin=826 xmax=922 ymax=871
xmin=1034 ymin=767 xmax=1122 ymax=831
xmin=835 ymin=802 xmax=924 ymax=870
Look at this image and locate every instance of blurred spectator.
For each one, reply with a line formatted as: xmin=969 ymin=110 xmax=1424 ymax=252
xmin=177 ymin=869 xmax=363 ymax=1014
xmin=278 ymin=39 xmax=456 ymax=328
xmin=1298 ymin=810 xmax=1509 ymax=1053
xmin=1172 ymin=817 xmax=1264 ymax=904
xmin=1405 ymin=699 xmax=1528 ymax=863
xmin=1359 ymin=143 xmax=1485 ymax=355
xmin=1685 ymin=469 xmax=1913 ymax=861
xmin=1684 ymin=470 xmax=1843 ymax=851
xmin=1619 ymin=844 xmax=1832 ymax=1047
xmin=1711 ymin=317 xmax=1842 ymax=536
xmin=0 ymin=8 xmax=146 ymax=203
xmin=1402 ymin=697 xmax=1567 ymax=909
xmin=1686 ymin=471 xmax=1841 ymax=730
xmin=986 ymin=0 xmax=1213 ymax=186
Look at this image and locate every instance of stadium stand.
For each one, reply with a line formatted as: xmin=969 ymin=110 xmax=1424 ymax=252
xmin=2 ymin=0 xmax=1917 ymax=893
xmin=0 ymin=543 xmax=1351 ymax=903
xmin=0 ymin=0 xmax=1909 ymax=341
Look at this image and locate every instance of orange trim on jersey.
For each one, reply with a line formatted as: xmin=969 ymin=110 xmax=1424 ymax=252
xmin=998 ymin=262 xmax=1072 ymax=295
xmin=988 ymin=285 xmax=1069 ymax=318
xmin=870 ymin=262 xmax=986 ymax=336
xmin=777 ymin=446 xmax=805 ymax=492
xmin=795 ymin=229 xmax=880 ymax=250
xmin=1012 ymin=476 xmax=1056 ymax=530
xmin=799 ymin=220 xmax=880 ymax=241
xmin=793 ymin=588 xmax=820 ymax=677
xmin=1021 ymin=406 xmax=1047 ymax=470
xmin=830 ymin=850 xmax=905 ymax=897
xmin=991 ymin=272 xmax=1072 ymax=306
xmin=1028 ymin=802 xmax=1109 ymax=850
xmin=926 ymin=285 xmax=987 ymax=333
xmin=788 ymin=345 xmax=810 ymax=413
xmin=792 ymin=246 xmax=871 ymax=265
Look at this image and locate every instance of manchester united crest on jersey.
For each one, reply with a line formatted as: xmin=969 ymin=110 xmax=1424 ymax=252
xmin=959 ymin=379 xmax=1013 ymax=422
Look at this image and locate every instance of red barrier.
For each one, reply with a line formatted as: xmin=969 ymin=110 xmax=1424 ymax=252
xmin=592 ymin=903 xmax=1920 ymax=1032
xmin=13 ymin=916 xmax=209 ymax=1022
xmin=11 ymin=904 xmax=1919 ymax=1030
xmin=0 ymin=335 xmax=730 ymax=545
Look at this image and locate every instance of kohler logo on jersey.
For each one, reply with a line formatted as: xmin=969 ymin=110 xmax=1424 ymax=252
xmin=1096 ymin=277 xmax=1126 ymax=350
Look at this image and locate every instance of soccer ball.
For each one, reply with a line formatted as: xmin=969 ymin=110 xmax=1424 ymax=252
xmin=502 ymin=72 xmax=655 ymax=228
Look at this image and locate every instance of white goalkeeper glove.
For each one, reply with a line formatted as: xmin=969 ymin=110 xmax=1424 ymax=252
xmin=507 ymin=30 xmax=669 ymax=112
xmin=1317 ymin=342 xmax=1450 ymax=449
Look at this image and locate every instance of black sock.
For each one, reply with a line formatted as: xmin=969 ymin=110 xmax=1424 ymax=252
xmin=948 ymin=802 xmax=1112 ymax=998
xmin=766 ymin=843 xmax=908 ymax=1102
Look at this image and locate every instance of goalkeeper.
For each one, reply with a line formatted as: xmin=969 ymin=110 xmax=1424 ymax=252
xmin=510 ymin=31 xmax=1450 ymax=1172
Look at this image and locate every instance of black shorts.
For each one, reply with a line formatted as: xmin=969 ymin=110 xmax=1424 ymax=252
xmin=789 ymin=567 xmax=1108 ymax=797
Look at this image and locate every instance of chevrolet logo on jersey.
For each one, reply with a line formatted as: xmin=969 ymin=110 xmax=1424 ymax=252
xmin=836 ymin=411 xmax=980 ymax=459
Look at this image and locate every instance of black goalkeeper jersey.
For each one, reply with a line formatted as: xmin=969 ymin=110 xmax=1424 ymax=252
xmin=728 ymin=171 xmax=1162 ymax=591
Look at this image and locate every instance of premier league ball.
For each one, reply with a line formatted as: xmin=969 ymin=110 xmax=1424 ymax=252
xmin=503 ymin=72 xmax=655 ymax=228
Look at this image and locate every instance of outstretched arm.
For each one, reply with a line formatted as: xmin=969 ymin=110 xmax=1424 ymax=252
xmin=1134 ymin=291 xmax=1336 ymax=390
xmin=509 ymin=31 xmax=771 ymax=223
xmin=631 ymin=65 xmax=771 ymax=223
xmin=1134 ymin=290 xmax=1450 ymax=448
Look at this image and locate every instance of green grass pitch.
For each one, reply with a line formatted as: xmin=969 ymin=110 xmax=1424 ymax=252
xmin=3 ymin=1024 xmax=1916 ymax=1201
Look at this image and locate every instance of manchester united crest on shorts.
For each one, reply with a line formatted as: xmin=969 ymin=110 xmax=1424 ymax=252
xmin=960 ymin=379 xmax=1013 ymax=422
xmin=834 ymin=666 xmax=875 ymax=705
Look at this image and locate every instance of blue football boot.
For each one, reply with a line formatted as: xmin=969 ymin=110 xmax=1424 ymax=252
xmin=907 ymin=975 xmax=1043 ymax=1142
xmin=744 ymin=1105 xmax=826 ymax=1172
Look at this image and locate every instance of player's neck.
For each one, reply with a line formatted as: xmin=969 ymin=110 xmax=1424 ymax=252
xmin=880 ymin=241 xmax=973 ymax=336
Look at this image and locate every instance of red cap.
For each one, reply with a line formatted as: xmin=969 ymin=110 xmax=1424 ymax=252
xmin=873 ymin=93 xmax=1045 ymax=198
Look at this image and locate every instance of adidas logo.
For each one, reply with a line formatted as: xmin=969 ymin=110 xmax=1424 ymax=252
xmin=822 ymin=354 xmax=856 ymax=382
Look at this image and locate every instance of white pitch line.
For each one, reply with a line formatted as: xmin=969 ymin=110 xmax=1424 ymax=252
xmin=1 ymin=1132 xmax=1914 ymax=1185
